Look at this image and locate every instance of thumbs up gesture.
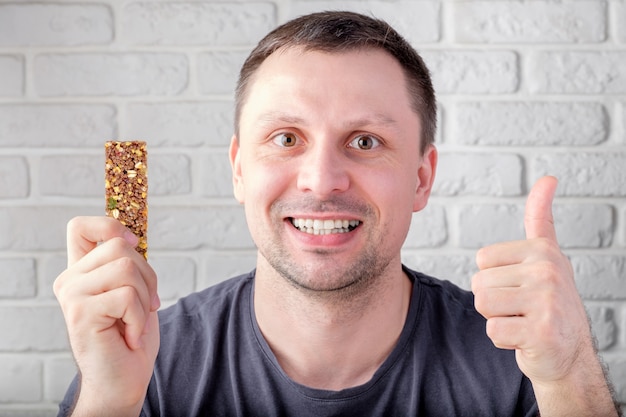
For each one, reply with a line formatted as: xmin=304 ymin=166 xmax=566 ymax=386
xmin=472 ymin=176 xmax=619 ymax=416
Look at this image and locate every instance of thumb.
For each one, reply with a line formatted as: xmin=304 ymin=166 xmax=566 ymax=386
xmin=525 ymin=176 xmax=558 ymax=241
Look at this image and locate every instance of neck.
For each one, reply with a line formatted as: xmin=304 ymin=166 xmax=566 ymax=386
xmin=253 ymin=256 xmax=412 ymax=390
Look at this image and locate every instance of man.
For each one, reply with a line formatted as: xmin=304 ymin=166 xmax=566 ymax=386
xmin=55 ymin=11 xmax=620 ymax=417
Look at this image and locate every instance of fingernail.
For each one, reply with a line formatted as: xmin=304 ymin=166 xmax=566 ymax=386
xmin=151 ymin=293 xmax=161 ymax=311
xmin=135 ymin=338 xmax=145 ymax=350
xmin=123 ymin=230 xmax=139 ymax=246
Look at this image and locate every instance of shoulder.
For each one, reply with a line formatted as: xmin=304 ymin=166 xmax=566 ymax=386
xmin=157 ymin=270 xmax=255 ymax=327
xmin=402 ymin=265 xmax=491 ymax=345
xmin=145 ymin=271 xmax=258 ymax=414
xmin=153 ymin=270 xmax=256 ymax=372
xmin=404 ymin=265 xmax=475 ymax=313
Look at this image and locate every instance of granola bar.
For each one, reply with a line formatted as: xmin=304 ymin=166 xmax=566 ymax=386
xmin=105 ymin=141 xmax=148 ymax=259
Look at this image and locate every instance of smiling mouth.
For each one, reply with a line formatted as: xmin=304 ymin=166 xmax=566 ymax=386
xmin=289 ymin=218 xmax=361 ymax=235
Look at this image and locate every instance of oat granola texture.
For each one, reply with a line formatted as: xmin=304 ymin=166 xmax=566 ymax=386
xmin=105 ymin=141 xmax=148 ymax=259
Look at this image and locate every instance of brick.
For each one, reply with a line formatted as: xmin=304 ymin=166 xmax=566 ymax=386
xmin=433 ymin=153 xmax=522 ymax=196
xmin=197 ymin=51 xmax=249 ymax=96
xmin=40 ymin=255 xmax=67 ymax=300
xmin=0 ymin=407 xmax=55 ymax=417
xmin=0 ymin=206 xmax=100 ymax=251
xmin=619 ymin=1 xmax=626 ymax=43
xmin=0 ymin=306 xmax=68 ymax=351
xmin=291 ymin=1 xmax=440 ymax=43
xmin=0 ymin=104 xmax=116 ymax=148
xmin=0 ymin=258 xmax=36 ymax=298
xmin=0 ymin=355 xmax=42 ymax=402
xmin=151 ymin=154 xmax=192 ymax=195
xmin=604 ymin=358 xmax=626 ymax=403
xmin=197 ymin=151 xmax=235 ymax=198
xmin=125 ymin=102 xmax=233 ymax=146
xmin=404 ymin=204 xmax=447 ymax=248
xmin=621 ymin=101 xmax=626 ymax=145
xmin=623 ymin=207 xmax=626 ymax=247
xmin=458 ymin=204 xmax=525 ymax=248
xmin=586 ymin=305 xmax=617 ymax=350
xmin=121 ymin=2 xmax=276 ymax=45
xmin=452 ymin=1 xmax=606 ymax=43
xmin=0 ymin=3 xmax=112 ymax=46
xmin=529 ymin=51 xmax=626 ymax=94
xmin=532 ymin=153 xmax=626 ymax=196
xmin=434 ymin=104 xmax=444 ymax=145
xmin=40 ymin=155 xmax=101 ymax=197
xmin=572 ymin=255 xmax=626 ymax=300
xmin=34 ymin=53 xmax=188 ymax=96
xmin=197 ymin=252 xmax=258 ymax=289
xmin=452 ymin=102 xmax=608 ymax=146
xmin=44 ymin=355 xmax=76 ymax=402
xmin=553 ymin=205 xmax=614 ymax=248
xmin=458 ymin=203 xmax=613 ymax=248
xmin=421 ymin=50 xmax=518 ymax=94
xmin=0 ymin=156 xmax=29 ymax=198
xmin=149 ymin=256 xmax=196 ymax=300
xmin=0 ymin=55 xmax=24 ymax=96
xmin=400 ymin=254 xmax=476 ymax=290
xmin=150 ymin=206 xmax=253 ymax=250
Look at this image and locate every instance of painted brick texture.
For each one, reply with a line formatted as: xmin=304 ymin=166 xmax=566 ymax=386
xmin=0 ymin=0 xmax=625 ymax=414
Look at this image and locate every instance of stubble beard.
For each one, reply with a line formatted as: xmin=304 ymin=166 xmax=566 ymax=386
xmin=258 ymin=197 xmax=398 ymax=305
xmin=265 ymin=244 xmax=392 ymax=305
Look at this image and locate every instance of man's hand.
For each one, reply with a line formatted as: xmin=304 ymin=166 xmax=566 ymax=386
xmin=472 ymin=176 xmax=618 ymax=416
xmin=54 ymin=216 xmax=160 ymax=417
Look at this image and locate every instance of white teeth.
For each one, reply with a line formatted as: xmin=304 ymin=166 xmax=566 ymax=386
xmin=290 ymin=218 xmax=360 ymax=235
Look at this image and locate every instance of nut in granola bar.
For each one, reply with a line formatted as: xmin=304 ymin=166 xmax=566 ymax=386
xmin=105 ymin=141 xmax=148 ymax=259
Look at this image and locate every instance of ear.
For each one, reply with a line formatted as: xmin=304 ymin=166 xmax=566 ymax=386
xmin=413 ymin=144 xmax=437 ymax=212
xmin=229 ymin=135 xmax=245 ymax=204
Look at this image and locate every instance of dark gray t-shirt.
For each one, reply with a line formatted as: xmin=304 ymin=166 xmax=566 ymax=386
xmin=59 ymin=266 xmax=538 ymax=416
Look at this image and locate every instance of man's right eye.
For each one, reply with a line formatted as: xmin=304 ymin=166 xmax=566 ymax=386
xmin=272 ymin=132 xmax=298 ymax=147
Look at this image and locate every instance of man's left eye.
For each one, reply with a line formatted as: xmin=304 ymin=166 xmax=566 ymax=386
xmin=349 ymin=135 xmax=380 ymax=150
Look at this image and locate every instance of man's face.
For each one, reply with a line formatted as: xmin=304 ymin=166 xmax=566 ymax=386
xmin=230 ymin=47 xmax=437 ymax=295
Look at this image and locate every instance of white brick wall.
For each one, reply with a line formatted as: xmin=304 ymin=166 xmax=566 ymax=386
xmin=0 ymin=0 xmax=624 ymax=414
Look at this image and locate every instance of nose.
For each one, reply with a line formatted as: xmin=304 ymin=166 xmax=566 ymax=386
xmin=296 ymin=141 xmax=350 ymax=199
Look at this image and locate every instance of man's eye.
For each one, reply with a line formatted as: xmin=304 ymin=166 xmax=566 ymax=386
xmin=273 ymin=133 xmax=298 ymax=147
xmin=349 ymin=135 xmax=380 ymax=150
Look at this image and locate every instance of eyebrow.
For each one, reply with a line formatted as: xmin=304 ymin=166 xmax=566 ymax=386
xmin=343 ymin=114 xmax=399 ymax=130
xmin=256 ymin=111 xmax=306 ymax=127
xmin=255 ymin=111 xmax=399 ymax=130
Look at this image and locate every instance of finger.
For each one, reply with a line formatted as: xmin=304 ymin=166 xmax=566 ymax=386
xmin=93 ymin=257 xmax=154 ymax=316
xmin=476 ymin=240 xmax=530 ymax=270
xmin=94 ymin=286 xmax=149 ymax=350
xmin=471 ymin=263 xmax=526 ymax=292
xmin=55 ymin=263 xmax=153 ymax=342
xmin=474 ymin=287 xmax=522 ymax=318
xmin=525 ymin=176 xmax=558 ymax=242
xmin=473 ymin=283 xmax=540 ymax=319
xmin=75 ymin=238 xmax=157 ymax=305
xmin=67 ymin=216 xmax=139 ymax=266
xmin=60 ymin=237 xmax=159 ymax=312
xmin=485 ymin=316 xmax=528 ymax=350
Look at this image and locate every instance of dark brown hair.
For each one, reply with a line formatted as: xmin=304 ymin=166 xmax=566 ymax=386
xmin=234 ymin=11 xmax=437 ymax=154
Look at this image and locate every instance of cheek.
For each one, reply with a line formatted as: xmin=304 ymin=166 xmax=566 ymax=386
xmin=240 ymin=160 xmax=290 ymax=210
xmin=369 ymin=167 xmax=418 ymax=209
xmin=240 ymin=164 xmax=294 ymax=248
xmin=370 ymin=169 xmax=419 ymax=233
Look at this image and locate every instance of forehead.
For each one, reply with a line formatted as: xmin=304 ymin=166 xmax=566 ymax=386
xmin=240 ymin=47 xmax=416 ymax=127
xmin=253 ymin=46 xmax=406 ymax=90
